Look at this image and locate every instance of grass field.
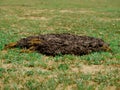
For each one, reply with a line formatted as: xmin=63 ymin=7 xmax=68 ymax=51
xmin=0 ymin=0 xmax=120 ymax=90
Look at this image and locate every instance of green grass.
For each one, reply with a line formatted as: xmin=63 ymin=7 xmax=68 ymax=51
xmin=0 ymin=0 xmax=120 ymax=90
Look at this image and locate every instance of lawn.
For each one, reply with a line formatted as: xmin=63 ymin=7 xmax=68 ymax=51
xmin=0 ymin=0 xmax=120 ymax=90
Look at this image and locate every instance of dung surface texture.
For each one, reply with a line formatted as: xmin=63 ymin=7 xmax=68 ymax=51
xmin=4 ymin=33 xmax=111 ymax=56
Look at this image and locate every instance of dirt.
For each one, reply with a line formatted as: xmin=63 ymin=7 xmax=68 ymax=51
xmin=4 ymin=33 xmax=111 ymax=56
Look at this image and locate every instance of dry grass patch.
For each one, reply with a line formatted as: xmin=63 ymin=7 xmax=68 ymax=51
xmin=65 ymin=84 xmax=77 ymax=90
xmin=59 ymin=9 xmax=95 ymax=14
xmin=19 ymin=16 xmax=50 ymax=21
xmin=81 ymin=64 xmax=120 ymax=74
xmin=17 ymin=9 xmax=55 ymax=21
xmin=97 ymin=18 xmax=120 ymax=22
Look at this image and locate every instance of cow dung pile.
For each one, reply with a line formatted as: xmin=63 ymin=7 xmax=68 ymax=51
xmin=4 ymin=33 xmax=111 ymax=56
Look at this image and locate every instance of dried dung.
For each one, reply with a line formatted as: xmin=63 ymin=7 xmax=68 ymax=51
xmin=4 ymin=33 xmax=111 ymax=56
